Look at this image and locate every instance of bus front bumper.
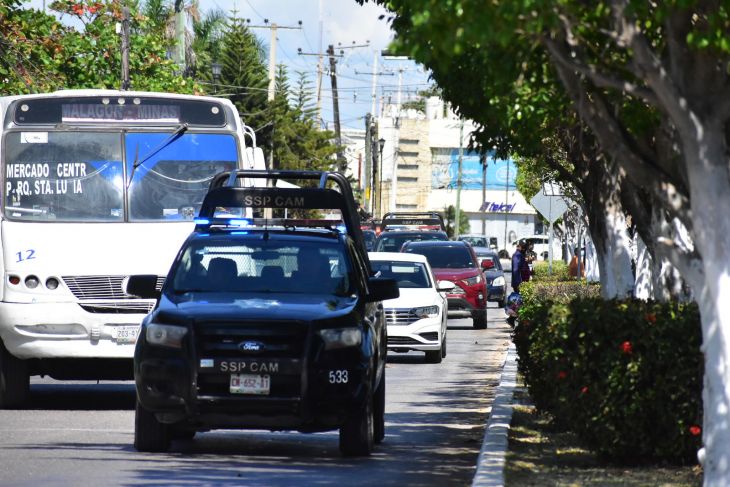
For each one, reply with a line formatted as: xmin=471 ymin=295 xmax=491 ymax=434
xmin=0 ymin=301 xmax=146 ymax=359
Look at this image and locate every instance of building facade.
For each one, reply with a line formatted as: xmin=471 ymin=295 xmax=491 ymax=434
xmin=343 ymin=97 xmax=538 ymax=252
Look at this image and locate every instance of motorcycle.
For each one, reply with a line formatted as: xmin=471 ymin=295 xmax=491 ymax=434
xmin=504 ymin=291 xmax=523 ymax=327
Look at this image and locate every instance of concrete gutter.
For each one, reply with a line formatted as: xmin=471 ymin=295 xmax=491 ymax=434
xmin=472 ymin=341 xmax=517 ymax=487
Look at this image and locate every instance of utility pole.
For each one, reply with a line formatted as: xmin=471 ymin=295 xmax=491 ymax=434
xmin=328 ymin=44 xmax=346 ymax=173
xmin=504 ymin=160 xmax=510 ymax=252
xmin=481 ymin=153 xmax=487 ymax=235
xmin=248 ymin=21 xmax=303 ymax=101
xmin=173 ymin=0 xmax=185 ymax=73
xmin=454 ymin=120 xmax=464 ymax=240
xmin=120 ymin=7 xmax=130 ymax=90
xmin=372 ymin=123 xmax=380 ymax=219
xmin=316 ymin=0 xmax=324 ymax=123
xmin=364 ymin=113 xmax=373 ymax=214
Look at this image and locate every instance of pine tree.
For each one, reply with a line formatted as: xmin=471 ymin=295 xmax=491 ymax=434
xmin=218 ymin=15 xmax=270 ymax=157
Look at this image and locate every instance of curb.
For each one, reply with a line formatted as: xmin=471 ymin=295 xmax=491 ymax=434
xmin=472 ymin=341 xmax=517 ymax=487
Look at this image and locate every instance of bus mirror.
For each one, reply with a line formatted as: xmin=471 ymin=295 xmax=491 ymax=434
xmin=252 ymin=147 xmax=266 ymax=170
xmin=125 ymin=275 xmax=160 ymax=300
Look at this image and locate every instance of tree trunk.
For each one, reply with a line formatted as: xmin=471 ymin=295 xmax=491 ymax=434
xmin=583 ymin=165 xmax=635 ymax=299
xmin=680 ymin=128 xmax=730 ymax=485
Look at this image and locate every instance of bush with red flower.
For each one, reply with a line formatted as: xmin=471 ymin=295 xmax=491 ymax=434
xmin=513 ymin=279 xmax=703 ymax=464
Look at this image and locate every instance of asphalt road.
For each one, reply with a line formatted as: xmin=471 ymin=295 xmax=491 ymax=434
xmin=0 ymin=307 xmax=511 ymax=487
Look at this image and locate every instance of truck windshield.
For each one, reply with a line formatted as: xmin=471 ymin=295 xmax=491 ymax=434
xmin=171 ymin=238 xmax=353 ymax=295
xmin=2 ymin=131 xmax=237 ymax=222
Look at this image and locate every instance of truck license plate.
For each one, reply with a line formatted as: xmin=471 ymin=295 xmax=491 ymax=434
xmin=230 ymin=374 xmax=271 ymax=395
xmin=112 ymin=325 xmax=139 ymax=344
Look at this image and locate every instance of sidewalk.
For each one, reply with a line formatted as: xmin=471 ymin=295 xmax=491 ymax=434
xmin=472 ymin=341 xmax=517 ymax=487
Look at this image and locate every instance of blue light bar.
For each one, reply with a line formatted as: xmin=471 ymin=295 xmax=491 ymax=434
xmin=229 ymin=219 xmax=251 ymax=227
xmin=231 ymin=231 xmax=249 ymax=235
xmin=194 ymin=218 xmax=210 ymax=225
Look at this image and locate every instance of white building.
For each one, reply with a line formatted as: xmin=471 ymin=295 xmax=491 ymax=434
xmin=341 ymin=97 xmax=539 ymax=252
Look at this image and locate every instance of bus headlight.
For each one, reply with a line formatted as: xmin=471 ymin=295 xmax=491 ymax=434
xmin=146 ymin=324 xmax=188 ymax=349
xmin=317 ymin=327 xmax=362 ymax=350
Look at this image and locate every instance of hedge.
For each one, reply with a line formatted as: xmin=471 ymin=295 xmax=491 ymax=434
xmin=513 ymin=281 xmax=703 ymax=463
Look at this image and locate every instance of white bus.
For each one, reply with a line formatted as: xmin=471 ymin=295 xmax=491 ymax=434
xmin=0 ymin=90 xmax=263 ymax=407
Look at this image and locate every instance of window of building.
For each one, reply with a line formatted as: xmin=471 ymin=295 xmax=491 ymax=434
xmin=398 ymin=176 xmax=418 ymax=183
xmin=398 ymin=164 xmax=419 ymax=170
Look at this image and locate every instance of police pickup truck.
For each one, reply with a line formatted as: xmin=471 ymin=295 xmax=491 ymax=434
xmin=126 ymin=170 xmax=398 ymax=456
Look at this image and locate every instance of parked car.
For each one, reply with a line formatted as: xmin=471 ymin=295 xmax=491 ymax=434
xmin=369 ymin=252 xmax=453 ymax=363
xmin=401 ymin=240 xmax=488 ymax=329
xmin=472 ymin=247 xmax=506 ymax=308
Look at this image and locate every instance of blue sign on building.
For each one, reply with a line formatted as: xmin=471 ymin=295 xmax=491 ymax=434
xmin=431 ymin=149 xmax=517 ymax=190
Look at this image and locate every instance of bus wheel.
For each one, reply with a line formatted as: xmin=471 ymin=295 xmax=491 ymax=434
xmin=0 ymin=341 xmax=29 ymax=409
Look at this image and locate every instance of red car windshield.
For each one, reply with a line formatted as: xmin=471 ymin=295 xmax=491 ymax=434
xmin=404 ymin=245 xmax=476 ymax=269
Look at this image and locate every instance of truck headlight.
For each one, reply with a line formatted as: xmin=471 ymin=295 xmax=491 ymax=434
xmin=412 ymin=305 xmax=439 ymax=319
xmin=146 ymin=323 xmax=188 ymax=349
xmin=462 ymin=274 xmax=483 ymax=286
xmin=317 ymin=327 xmax=362 ymax=350
xmin=492 ymin=276 xmax=505 ymax=287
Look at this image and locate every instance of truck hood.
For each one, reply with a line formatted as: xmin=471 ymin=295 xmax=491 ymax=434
xmin=155 ymin=292 xmax=359 ymax=322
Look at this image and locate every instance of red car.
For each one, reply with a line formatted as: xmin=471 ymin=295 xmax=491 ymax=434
xmin=401 ymin=240 xmax=488 ymax=329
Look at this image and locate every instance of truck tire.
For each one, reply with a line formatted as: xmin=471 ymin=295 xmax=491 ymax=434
xmin=473 ymin=311 xmax=487 ymax=329
xmin=0 ymin=341 xmax=29 ymax=409
xmin=134 ymin=399 xmax=171 ymax=452
xmin=373 ymin=369 xmax=385 ymax=444
xmin=339 ymin=394 xmax=374 ymax=456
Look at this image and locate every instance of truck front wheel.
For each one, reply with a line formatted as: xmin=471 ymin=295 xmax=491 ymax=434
xmin=339 ymin=394 xmax=374 ymax=456
xmin=134 ymin=399 xmax=171 ymax=452
xmin=0 ymin=341 xmax=29 ymax=409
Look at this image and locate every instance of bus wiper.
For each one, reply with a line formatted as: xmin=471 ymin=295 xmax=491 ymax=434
xmin=126 ymin=123 xmax=189 ymax=189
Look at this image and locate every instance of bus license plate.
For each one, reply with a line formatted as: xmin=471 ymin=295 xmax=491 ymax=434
xmin=230 ymin=374 xmax=271 ymax=395
xmin=113 ymin=325 xmax=140 ymax=344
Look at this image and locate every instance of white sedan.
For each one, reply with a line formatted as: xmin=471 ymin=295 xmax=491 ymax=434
xmin=369 ymin=252 xmax=453 ymax=363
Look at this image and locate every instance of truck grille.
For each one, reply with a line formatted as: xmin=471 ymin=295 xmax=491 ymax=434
xmin=194 ymin=320 xmax=309 ymax=398
xmin=384 ymin=308 xmax=419 ymax=326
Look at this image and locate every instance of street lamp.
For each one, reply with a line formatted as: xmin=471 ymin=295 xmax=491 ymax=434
xmin=378 ymin=137 xmax=385 ymax=217
xmin=211 ymin=62 xmax=222 ymax=94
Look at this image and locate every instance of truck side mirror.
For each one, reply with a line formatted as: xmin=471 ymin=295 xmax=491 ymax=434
xmin=125 ymin=275 xmax=160 ymax=300
xmin=366 ymin=277 xmax=399 ymax=302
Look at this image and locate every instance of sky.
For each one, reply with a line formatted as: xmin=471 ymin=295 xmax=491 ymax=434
xmin=24 ymin=0 xmax=432 ymax=133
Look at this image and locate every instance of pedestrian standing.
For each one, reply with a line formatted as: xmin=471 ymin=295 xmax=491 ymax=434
xmin=511 ymin=239 xmax=529 ymax=293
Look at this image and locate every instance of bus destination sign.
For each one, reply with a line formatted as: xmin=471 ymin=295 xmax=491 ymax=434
xmin=61 ymin=104 xmax=181 ymax=123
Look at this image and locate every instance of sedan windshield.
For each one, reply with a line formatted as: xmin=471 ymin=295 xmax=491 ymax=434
xmin=171 ymin=238 xmax=353 ymax=295
xmin=371 ymin=261 xmax=431 ymax=288
xmin=404 ymin=245 xmax=476 ymax=269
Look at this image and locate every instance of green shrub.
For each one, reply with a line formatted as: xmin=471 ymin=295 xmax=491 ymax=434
xmin=531 ymin=260 xmax=570 ymax=281
xmin=517 ymin=297 xmax=703 ymax=463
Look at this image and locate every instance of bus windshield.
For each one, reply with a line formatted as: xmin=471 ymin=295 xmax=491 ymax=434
xmin=3 ymin=131 xmax=237 ymax=222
